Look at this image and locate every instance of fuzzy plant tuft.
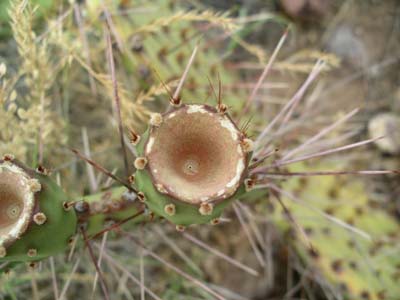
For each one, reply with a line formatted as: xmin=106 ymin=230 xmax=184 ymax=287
xmin=0 ymin=156 xmax=77 ymax=263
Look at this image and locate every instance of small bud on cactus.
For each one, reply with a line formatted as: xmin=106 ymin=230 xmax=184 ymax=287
xmin=164 ymin=203 xmax=176 ymax=216
xmin=137 ymin=192 xmax=146 ymax=202
xmin=0 ymin=158 xmax=77 ymax=263
xmin=210 ymin=218 xmax=220 ymax=225
xmin=244 ymin=178 xmax=255 ymax=191
xmin=129 ymin=129 xmax=141 ymax=146
xmin=134 ymin=104 xmax=251 ymax=226
xmin=199 ymin=202 xmax=213 ymax=216
xmin=149 ymin=113 xmax=163 ymax=127
xmin=217 ymin=103 xmax=227 ymax=114
xmin=27 ymin=249 xmax=37 ymax=258
xmin=241 ymin=138 xmax=254 ymax=153
xmin=2 ymin=154 xmax=14 ymax=161
xmin=128 ymin=174 xmax=135 ymax=184
xmin=170 ymin=96 xmax=181 ymax=107
xmin=175 ymin=225 xmax=186 ymax=232
xmin=134 ymin=157 xmax=148 ymax=170
xmin=33 ymin=212 xmax=47 ymax=225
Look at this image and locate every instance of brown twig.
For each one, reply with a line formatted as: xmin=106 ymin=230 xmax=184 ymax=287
xmin=105 ymin=24 xmax=129 ymax=177
xmin=69 ymin=148 xmax=138 ymax=193
xmin=81 ymin=227 xmax=110 ymax=300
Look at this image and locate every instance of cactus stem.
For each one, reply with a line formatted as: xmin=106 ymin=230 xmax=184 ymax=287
xmin=149 ymin=113 xmax=163 ymax=127
xmin=33 ymin=212 xmax=47 ymax=225
xmin=199 ymin=202 xmax=214 ymax=215
xmin=134 ymin=157 xmax=148 ymax=170
xmin=164 ymin=204 xmax=176 ymax=216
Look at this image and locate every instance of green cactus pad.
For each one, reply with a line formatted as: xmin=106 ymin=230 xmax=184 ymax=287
xmin=0 ymin=158 xmax=77 ymax=263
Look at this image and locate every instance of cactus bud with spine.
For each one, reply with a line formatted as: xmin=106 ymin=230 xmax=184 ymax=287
xmin=0 ymin=157 xmax=77 ymax=262
xmin=134 ymin=104 xmax=252 ymax=226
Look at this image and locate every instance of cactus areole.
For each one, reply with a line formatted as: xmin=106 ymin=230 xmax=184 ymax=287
xmin=135 ymin=104 xmax=252 ymax=226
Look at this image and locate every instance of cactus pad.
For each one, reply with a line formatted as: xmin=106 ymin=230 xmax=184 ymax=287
xmin=273 ymin=161 xmax=400 ymax=299
xmin=0 ymin=157 xmax=77 ymax=263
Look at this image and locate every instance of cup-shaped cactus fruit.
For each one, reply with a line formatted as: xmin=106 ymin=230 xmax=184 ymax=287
xmin=0 ymin=156 xmax=77 ymax=262
xmin=135 ymin=104 xmax=252 ymax=226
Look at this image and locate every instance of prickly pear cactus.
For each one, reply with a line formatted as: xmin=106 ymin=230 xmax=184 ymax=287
xmin=0 ymin=156 xmax=77 ymax=263
xmin=133 ymin=104 xmax=253 ymax=227
xmin=274 ymin=161 xmax=400 ymax=299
